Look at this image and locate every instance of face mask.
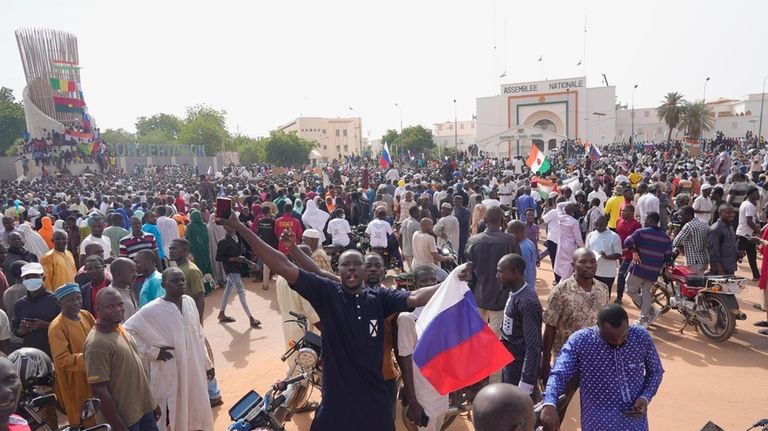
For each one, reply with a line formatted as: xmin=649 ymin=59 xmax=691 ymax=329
xmin=23 ymin=278 xmax=43 ymax=291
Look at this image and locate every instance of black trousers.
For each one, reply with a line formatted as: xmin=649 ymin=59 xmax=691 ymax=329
xmin=595 ymin=276 xmax=616 ymax=297
xmin=737 ymin=235 xmax=760 ymax=279
xmin=546 ymin=240 xmax=559 ymax=283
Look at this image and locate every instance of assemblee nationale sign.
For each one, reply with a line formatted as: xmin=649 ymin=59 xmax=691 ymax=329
xmin=501 ymin=77 xmax=585 ymax=95
xmin=112 ymin=143 xmax=206 ymax=157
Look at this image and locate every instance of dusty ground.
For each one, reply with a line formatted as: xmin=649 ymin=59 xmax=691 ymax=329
xmin=205 ymin=259 xmax=768 ymax=431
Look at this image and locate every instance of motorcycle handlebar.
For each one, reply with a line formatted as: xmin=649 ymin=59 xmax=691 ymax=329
xmin=274 ymin=373 xmax=308 ymax=391
xmin=289 ymin=311 xmax=307 ymax=321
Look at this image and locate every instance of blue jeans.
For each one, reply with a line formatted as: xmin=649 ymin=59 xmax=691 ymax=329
xmin=616 ymin=258 xmax=632 ymax=298
xmin=128 ymin=411 xmax=158 ymax=431
xmin=220 ymin=273 xmax=253 ymax=318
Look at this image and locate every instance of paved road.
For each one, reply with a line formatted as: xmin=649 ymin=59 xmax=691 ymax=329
xmin=205 ymin=260 xmax=768 ymax=431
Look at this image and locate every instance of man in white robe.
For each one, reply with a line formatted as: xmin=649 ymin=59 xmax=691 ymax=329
xmin=124 ymin=267 xmax=214 ymax=431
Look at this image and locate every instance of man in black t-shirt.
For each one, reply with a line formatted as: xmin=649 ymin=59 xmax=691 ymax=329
xmin=257 ymin=206 xmax=278 ymax=290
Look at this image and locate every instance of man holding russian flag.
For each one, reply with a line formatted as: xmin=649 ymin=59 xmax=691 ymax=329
xmin=215 ymin=211 xmax=471 ymax=431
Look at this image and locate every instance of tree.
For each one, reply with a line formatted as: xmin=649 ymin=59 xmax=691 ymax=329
xmin=178 ymin=104 xmax=230 ymax=154
xmin=678 ymin=101 xmax=715 ymax=140
xmin=381 ymin=129 xmax=399 ymax=146
xmin=263 ymin=131 xmax=315 ymax=166
xmin=392 ymin=125 xmax=435 ymax=155
xmin=135 ymin=113 xmax=183 ymax=142
xmin=0 ymin=87 xmax=26 ymax=156
xmin=656 ymin=92 xmax=686 ymax=142
xmin=233 ymin=134 xmax=266 ymax=164
xmin=101 ymin=128 xmax=136 ymax=145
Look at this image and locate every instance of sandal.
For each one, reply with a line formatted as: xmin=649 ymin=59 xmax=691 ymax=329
xmin=250 ymin=318 xmax=262 ymax=328
xmin=758 ymin=329 xmax=768 ymax=336
xmin=753 ymin=303 xmax=767 ymax=311
xmin=754 ymin=321 xmax=768 ymax=328
xmin=218 ymin=316 xmax=236 ymax=323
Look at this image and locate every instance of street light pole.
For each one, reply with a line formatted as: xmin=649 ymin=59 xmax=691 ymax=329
xmin=631 ymin=84 xmax=638 ymax=144
xmin=395 ymin=103 xmax=403 ymax=133
xmin=701 ymin=77 xmax=710 ymax=144
xmin=759 ymin=75 xmax=767 ymax=143
xmin=453 ymin=99 xmax=458 ymax=151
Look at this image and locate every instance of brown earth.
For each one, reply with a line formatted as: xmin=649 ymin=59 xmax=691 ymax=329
xmin=206 ymin=259 xmax=768 ymax=431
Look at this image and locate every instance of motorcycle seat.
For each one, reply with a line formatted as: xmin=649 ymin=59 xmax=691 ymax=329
xmin=685 ymin=275 xmax=708 ymax=287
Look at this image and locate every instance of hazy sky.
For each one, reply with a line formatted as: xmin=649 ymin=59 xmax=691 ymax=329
xmin=2 ymin=0 xmax=766 ymax=140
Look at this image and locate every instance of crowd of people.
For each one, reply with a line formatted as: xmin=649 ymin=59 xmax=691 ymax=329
xmin=0 ymin=130 xmax=762 ymax=431
xmin=16 ymin=127 xmax=114 ymax=175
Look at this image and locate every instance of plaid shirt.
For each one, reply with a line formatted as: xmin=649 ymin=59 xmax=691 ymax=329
xmin=672 ymin=218 xmax=710 ymax=265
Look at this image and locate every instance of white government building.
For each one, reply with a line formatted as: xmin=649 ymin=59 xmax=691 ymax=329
xmin=471 ymin=76 xmax=767 ymax=159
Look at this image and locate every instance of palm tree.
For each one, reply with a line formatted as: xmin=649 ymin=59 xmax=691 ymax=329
xmin=656 ymin=92 xmax=686 ymax=142
xmin=678 ymin=101 xmax=715 ymax=140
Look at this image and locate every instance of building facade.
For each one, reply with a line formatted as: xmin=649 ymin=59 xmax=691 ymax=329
xmin=615 ymin=93 xmax=768 ymax=143
xmin=476 ymin=77 xmax=616 ymax=158
xmin=433 ymin=120 xmax=477 ymax=152
xmin=276 ymin=117 xmax=362 ymax=163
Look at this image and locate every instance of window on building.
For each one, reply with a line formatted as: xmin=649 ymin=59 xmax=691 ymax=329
xmin=533 ymin=119 xmax=557 ymax=133
xmin=322 ymin=129 xmax=326 ymax=134
xmin=343 ymin=129 xmax=348 ymax=137
xmin=460 ymin=123 xmax=464 ymax=130
xmin=323 ymin=145 xmax=327 ymax=150
xmin=732 ymin=121 xmax=738 ymax=129
xmin=344 ymin=145 xmax=349 ymax=152
xmin=335 ymin=129 xmax=340 ymax=137
xmin=336 ymin=145 xmax=341 ymax=153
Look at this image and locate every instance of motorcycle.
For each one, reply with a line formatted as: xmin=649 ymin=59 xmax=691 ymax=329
xmin=634 ymin=262 xmax=746 ymax=342
xmin=61 ymin=399 xmax=112 ymax=431
xmin=437 ymin=240 xmax=458 ymax=273
xmin=228 ymin=311 xmax=322 ymax=430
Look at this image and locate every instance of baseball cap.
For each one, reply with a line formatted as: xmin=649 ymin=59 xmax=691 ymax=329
xmin=20 ymin=262 xmax=44 ymax=278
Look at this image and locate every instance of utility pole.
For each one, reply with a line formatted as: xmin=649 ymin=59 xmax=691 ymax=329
xmin=453 ymin=99 xmax=458 ymax=151
xmin=759 ymin=75 xmax=767 ymax=143
xmin=631 ymin=84 xmax=638 ymax=144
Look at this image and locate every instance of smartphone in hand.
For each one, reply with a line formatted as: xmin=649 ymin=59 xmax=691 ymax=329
xmin=216 ymin=197 xmax=232 ymax=219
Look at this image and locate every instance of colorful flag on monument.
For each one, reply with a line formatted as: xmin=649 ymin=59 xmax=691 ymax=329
xmin=49 ymin=78 xmax=78 ymax=93
xmin=52 ymin=59 xmax=81 ymax=70
xmin=53 ymin=96 xmax=85 ymax=114
xmin=413 ymin=264 xmax=513 ymax=395
xmin=526 ymin=145 xmax=550 ymax=173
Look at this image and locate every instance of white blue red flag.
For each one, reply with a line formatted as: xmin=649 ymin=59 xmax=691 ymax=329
xmin=413 ymin=264 xmax=513 ymax=395
xmin=589 ymin=144 xmax=602 ymax=161
xmin=379 ymin=142 xmax=392 ymax=169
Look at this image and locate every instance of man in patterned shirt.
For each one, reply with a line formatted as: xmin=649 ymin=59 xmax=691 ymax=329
xmin=540 ymin=248 xmax=609 ymax=424
xmin=671 ymin=206 xmax=710 ymax=274
xmin=540 ymin=304 xmax=664 ymax=431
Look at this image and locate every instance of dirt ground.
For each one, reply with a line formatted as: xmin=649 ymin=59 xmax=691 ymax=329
xmin=205 ymin=258 xmax=768 ymax=431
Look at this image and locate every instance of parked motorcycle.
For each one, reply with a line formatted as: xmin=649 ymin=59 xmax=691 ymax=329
xmin=437 ymin=240 xmax=458 ymax=273
xmin=228 ymin=311 xmax=322 ymax=430
xmin=634 ymin=262 xmax=746 ymax=342
xmin=61 ymin=399 xmax=112 ymax=431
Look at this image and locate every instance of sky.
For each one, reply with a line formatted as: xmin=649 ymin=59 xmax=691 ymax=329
xmin=2 ymin=0 xmax=767 ymax=141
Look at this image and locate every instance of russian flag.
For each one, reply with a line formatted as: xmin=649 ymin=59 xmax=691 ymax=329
xmin=413 ymin=264 xmax=513 ymax=395
xmin=379 ymin=142 xmax=392 ymax=169
xmin=589 ymin=143 xmax=602 ymax=161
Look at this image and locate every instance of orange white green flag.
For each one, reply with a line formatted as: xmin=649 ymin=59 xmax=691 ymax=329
xmin=526 ymin=145 xmax=550 ymax=173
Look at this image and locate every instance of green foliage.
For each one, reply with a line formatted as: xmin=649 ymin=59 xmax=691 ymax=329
xmin=679 ymin=101 xmax=715 ymax=140
xmin=233 ymin=134 xmax=266 ymax=164
xmin=392 ymin=125 xmax=435 ymax=155
xmin=381 ymin=129 xmax=399 ymax=145
xmin=5 ymin=138 xmax=22 ymax=156
xmin=101 ymin=128 xmax=136 ymax=145
xmin=0 ymin=87 xmax=26 ymax=156
xmin=135 ymin=113 xmax=183 ymax=142
xmin=178 ymin=104 xmax=230 ymax=154
xmin=656 ymin=92 xmax=686 ymax=142
xmin=263 ymin=131 xmax=315 ymax=166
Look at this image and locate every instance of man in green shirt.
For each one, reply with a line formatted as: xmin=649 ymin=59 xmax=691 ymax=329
xmin=103 ymin=214 xmax=128 ymax=259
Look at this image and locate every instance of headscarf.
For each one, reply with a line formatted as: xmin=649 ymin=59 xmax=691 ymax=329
xmin=172 ymin=213 xmax=186 ymax=237
xmin=53 ymin=219 xmax=65 ymax=232
xmin=324 ymin=196 xmax=335 ymax=213
xmin=184 ymin=210 xmax=213 ymax=291
xmin=115 ymin=208 xmax=131 ymax=229
xmin=16 ymin=224 xmax=49 ymax=259
xmin=302 ymin=199 xmax=329 ymax=243
xmin=38 ymin=216 xmax=54 ymax=249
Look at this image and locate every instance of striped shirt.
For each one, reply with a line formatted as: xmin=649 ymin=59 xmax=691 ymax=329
xmin=624 ymin=226 xmax=673 ymax=281
xmin=672 ymin=218 xmax=710 ymax=266
xmin=118 ymin=231 xmax=158 ymax=259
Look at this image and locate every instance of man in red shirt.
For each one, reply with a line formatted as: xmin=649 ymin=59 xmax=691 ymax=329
xmin=274 ymin=203 xmax=302 ymax=255
xmin=615 ymin=204 xmax=642 ymax=304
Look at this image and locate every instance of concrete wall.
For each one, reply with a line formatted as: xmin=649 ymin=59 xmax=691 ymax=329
xmin=2 ymin=152 xmax=238 ymax=181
